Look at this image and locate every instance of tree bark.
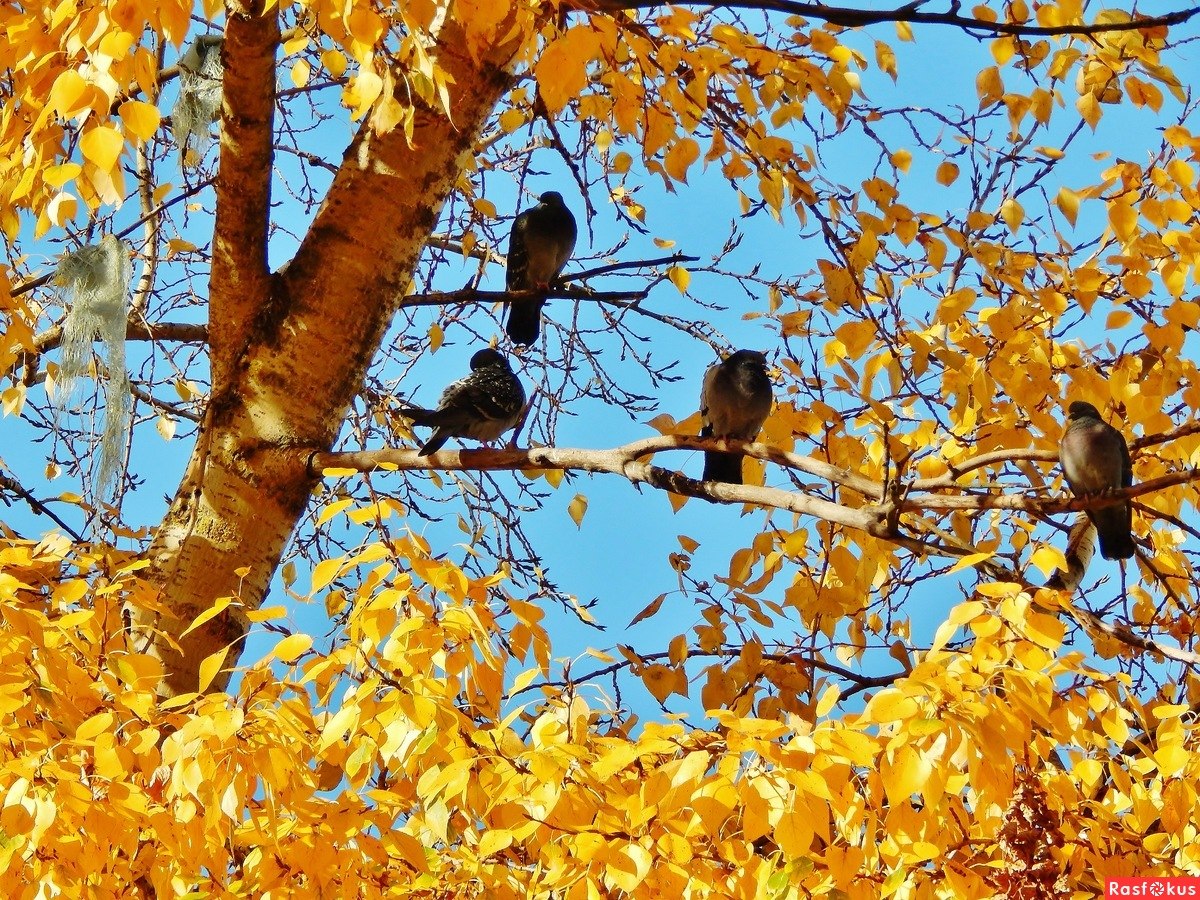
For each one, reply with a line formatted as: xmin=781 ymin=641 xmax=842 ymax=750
xmin=135 ymin=10 xmax=523 ymax=695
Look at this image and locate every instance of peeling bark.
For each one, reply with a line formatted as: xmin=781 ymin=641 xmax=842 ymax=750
xmin=137 ymin=12 xmax=524 ymax=695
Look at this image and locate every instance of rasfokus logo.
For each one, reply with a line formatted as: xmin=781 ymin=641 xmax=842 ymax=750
xmin=1107 ymin=878 xmax=1200 ymax=897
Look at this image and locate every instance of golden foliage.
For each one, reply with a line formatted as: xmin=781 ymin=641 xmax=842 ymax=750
xmin=4 ymin=0 xmax=1200 ymax=894
xmin=3 ymin=534 xmax=1200 ymax=895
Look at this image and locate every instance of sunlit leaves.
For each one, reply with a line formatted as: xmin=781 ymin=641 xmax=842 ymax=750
xmin=118 ymin=100 xmax=160 ymax=141
xmin=535 ymin=24 xmax=602 ymax=115
xmin=6 ymin=529 xmax=1200 ymax=894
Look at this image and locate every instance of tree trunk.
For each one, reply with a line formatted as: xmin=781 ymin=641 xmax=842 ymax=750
xmin=135 ymin=9 xmax=523 ymax=695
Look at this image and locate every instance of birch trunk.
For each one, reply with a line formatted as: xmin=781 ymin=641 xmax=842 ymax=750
xmin=136 ymin=5 xmax=523 ymax=694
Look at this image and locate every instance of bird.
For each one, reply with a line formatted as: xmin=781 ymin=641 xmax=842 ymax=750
xmin=403 ymin=348 xmax=526 ymax=456
xmin=699 ymin=349 xmax=773 ymax=484
xmin=1059 ymin=400 xmax=1135 ymax=560
xmin=505 ymin=191 xmax=577 ymax=345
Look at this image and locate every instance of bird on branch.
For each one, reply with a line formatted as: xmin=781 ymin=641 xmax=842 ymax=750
xmin=1059 ymin=400 xmax=1136 ymax=560
xmin=699 ymin=349 xmax=773 ymax=484
xmin=505 ymin=191 xmax=577 ymax=345
xmin=403 ymin=348 xmax=526 ymax=456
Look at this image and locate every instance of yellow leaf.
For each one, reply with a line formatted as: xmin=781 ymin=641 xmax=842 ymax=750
xmin=197 ymin=646 xmax=229 ymax=692
xmin=664 ymin=137 xmax=700 ymax=182
xmin=947 ymin=551 xmax=993 ymax=574
xmin=75 ymin=712 xmax=115 ymax=743
xmin=180 ymin=596 xmax=233 ymax=639
xmin=628 ymin=593 xmax=666 ymax=627
xmin=1106 ymin=310 xmax=1132 ymax=330
xmin=668 ymin=266 xmax=690 ymax=293
xmin=774 ymin=809 xmax=814 ymax=857
xmin=1108 ymin=200 xmax=1138 ymax=241
xmin=891 ymin=149 xmax=911 ymax=172
xmin=568 ymin=494 xmax=588 ymax=528
xmin=1029 ymin=545 xmax=1066 ymax=577
xmin=534 ymin=25 xmax=600 ymax=114
xmin=80 ymin=126 xmax=125 ymax=171
xmin=976 ymin=65 xmax=1003 ymax=107
xmin=322 ymin=49 xmax=347 ymax=77
xmin=861 ymin=689 xmax=918 ymax=724
xmin=43 ymin=163 xmax=82 ymax=188
xmin=273 ymin=633 xmax=313 ymax=663
xmin=48 ymin=70 xmax=89 ymax=117
xmin=291 ymin=59 xmax=311 ymax=89
xmin=1024 ymin=611 xmax=1064 ymax=650
xmin=1154 ymin=743 xmax=1189 ymax=777
xmin=477 ymin=830 xmax=513 ymax=858
xmin=875 ymin=40 xmax=897 ymax=81
xmin=47 ymin=192 xmax=77 ymax=227
xmin=1076 ymin=92 xmax=1101 ymax=128
xmin=815 ymin=684 xmax=841 ymax=717
xmin=119 ymin=100 xmax=160 ymax=141
xmin=991 ymin=36 xmax=1015 ymax=66
xmin=999 ymin=196 xmax=1023 ymax=234
xmin=245 ymin=605 xmax=286 ymax=623
xmin=310 ymin=556 xmax=344 ymax=593
xmin=317 ymin=499 xmax=353 ymax=526
xmin=883 ymin=745 xmax=932 ymax=804
xmin=1056 ymin=186 xmax=1080 ymax=227
xmin=508 ymin=666 xmax=541 ymax=696
xmin=935 ymin=160 xmax=959 ymax=186
xmin=641 ymin=664 xmax=677 ymax=703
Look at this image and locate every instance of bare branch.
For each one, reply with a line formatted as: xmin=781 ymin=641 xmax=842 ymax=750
xmin=4 ymin=322 xmax=209 ymax=382
xmin=583 ymin=0 xmax=1200 ymax=39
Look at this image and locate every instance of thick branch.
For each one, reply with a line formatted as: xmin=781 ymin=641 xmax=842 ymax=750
xmin=210 ymin=0 xmax=280 ymax=388
xmin=312 ymin=442 xmax=886 ymax=534
xmin=311 ymin=436 xmax=1200 ymax=533
xmin=587 ymin=0 xmax=1200 ymax=39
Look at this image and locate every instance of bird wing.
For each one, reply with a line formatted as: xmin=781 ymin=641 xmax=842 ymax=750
xmin=506 ymin=212 xmax=532 ymax=291
xmin=699 ymin=361 xmax=720 ymax=428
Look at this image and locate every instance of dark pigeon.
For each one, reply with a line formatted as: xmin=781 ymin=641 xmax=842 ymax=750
xmin=404 ymin=348 xmax=526 ymax=455
xmin=1059 ymin=400 xmax=1135 ymax=560
xmin=700 ymin=349 xmax=773 ymax=484
xmin=505 ymin=191 xmax=577 ymax=345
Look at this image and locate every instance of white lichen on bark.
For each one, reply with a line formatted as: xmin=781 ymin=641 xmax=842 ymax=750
xmin=173 ymin=35 xmax=225 ymax=167
xmin=53 ymin=234 xmax=133 ymax=497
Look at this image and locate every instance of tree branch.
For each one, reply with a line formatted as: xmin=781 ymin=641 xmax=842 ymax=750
xmin=4 ymin=322 xmax=209 ymax=383
xmin=584 ymin=0 xmax=1200 ymax=39
xmin=209 ymin=0 xmax=280 ymax=389
xmin=312 ymin=434 xmax=1200 ymax=517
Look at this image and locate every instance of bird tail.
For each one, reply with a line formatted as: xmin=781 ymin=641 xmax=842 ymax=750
xmin=418 ymin=432 xmax=448 ymax=456
xmin=401 ymin=406 xmax=437 ymax=425
xmin=1092 ymin=508 xmax=1135 ymax=560
xmin=505 ymin=299 xmax=544 ymax=345
xmin=401 ymin=407 xmax=447 ymax=455
xmin=703 ymin=450 xmax=744 ymax=485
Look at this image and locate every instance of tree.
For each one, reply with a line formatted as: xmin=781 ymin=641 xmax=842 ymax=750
xmin=3 ymin=0 xmax=1200 ymax=894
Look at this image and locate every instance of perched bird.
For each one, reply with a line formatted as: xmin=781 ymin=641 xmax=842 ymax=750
xmin=404 ymin=349 xmax=526 ymax=455
xmin=1059 ymin=400 xmax=1135 ymax=560
xmin=700 ymin=349 xmax=773 ymax=484
xmin=505 ymin=191 xmax=577 ymax=345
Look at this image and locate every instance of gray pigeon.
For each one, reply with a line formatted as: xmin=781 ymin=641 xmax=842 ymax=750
xmin=505 ymin=191 xmax=577 ymax=345
xmin=700 ymin=349 xmax=773 ymax=484
xmin=1059 ymin=400 xmax=1135 ymax=560
xmin=404 ymin=349 xmax=526 ymax=455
